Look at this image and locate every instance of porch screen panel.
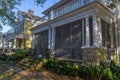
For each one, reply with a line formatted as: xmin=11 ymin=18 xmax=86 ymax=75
xmin=101 ymin=20 xmax=105 ymax=46
xmin=71 ymin=20 xmax=82 ymax=60
xmin=106 ymin=23 xmax=111 ymax=48
xmin=101 ymin=20 xmax=111 ymax=60
xmin=89 ymin=17 xmax=93 ymax=46
xmin=41 ymin=30 xmax=48 ymax=49
xmin=35 ymin=30 xmax=48 ymax=55
xmin=101 ymin=20 xmax=111 ymax=48
xmin=55 ymin=20 xmax=82 ymax=60
xmin=55 ymin=27 xmax=62 ymax=57
xmin=55 ymin=25 xmax=71 ymax=58
xmin=61 ymin=25 xmax=71 ymax=59
xmin=35 ymin=34 xmax=41 ymax=54
xmin=113 ymin=24 xmax=116 ymax=48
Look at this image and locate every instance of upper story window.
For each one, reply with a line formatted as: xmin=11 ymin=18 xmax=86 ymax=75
xmin=83 ymin=0 xmax=89 ymax=4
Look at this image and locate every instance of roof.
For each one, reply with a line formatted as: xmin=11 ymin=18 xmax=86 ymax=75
xmin=18 ymin=10 xmax=41 ymax=21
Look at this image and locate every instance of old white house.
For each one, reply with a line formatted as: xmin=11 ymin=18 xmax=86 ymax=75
xmin=32 ymin=0 xmax=120 ymax=64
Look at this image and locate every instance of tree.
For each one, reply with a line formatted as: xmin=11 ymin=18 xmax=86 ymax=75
xmin=107 ymin=0 xmax=120 ymax=9
xmin=0 ymin=0 xmax=21 ymax=26
xmin=0 ymin=0 xmax=46 ymax=28
xmin=0 ymin=0 xmax=120 ymax=29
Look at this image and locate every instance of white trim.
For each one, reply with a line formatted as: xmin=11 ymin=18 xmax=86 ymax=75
xmin=93 ymin=16 xmax=102 ymax=46
xmin=32 ymin=34 xmax=35 ymax=49
xmin=13 ymin=38 xmax=16 ymax=48
xmin=48 ymin=28 xmax=52 ymax=49
xmin=33 ymin=25 xmax=50 ymax=34
xmin=85 ymin=16 xmax=90 ymax=46
xmin=82 ymin=19 xmax=85 ymax=46
xmin=33 ymin=9 xmax=95 ymax=34
xmin=51 ymin=28 xmax=55 ymax=49
xmin=52 ymin=10 xmax=95 ymax=28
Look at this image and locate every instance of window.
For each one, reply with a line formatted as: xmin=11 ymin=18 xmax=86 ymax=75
xmin=64 ymin=4 xmax=67 ymax=14
xmin=83 ymin=0 xmax=89 ymax=4
xmin=79 ymin=0 xmax=82 ymax=6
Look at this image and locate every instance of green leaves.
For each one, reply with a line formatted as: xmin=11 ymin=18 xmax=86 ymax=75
xmin=106 ymin=0 xmax=120 ymax=9
xmin=43 ymin=59 xmax=120 ymax=80
xmin=13 ymin=49 xmax=29 ymax=58
xmin=34 ymin=0 xmax=47 ymax=6
xmin=0 ymin=0 xmax=47 ymax=28
xmin=0 ymin=0 xmax=22 ymax=27
xmin=102 ymin=68 xmax=113 ymax=80
xmin=0 ymin=49 xmax=29 ymax=61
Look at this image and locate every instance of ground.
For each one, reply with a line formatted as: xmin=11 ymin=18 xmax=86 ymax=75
xmin=0 ymin=58 xmax=80 ymax=80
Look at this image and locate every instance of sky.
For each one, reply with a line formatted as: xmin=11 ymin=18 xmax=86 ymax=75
xmin=2 ymin=0 xmax=60 ymax=33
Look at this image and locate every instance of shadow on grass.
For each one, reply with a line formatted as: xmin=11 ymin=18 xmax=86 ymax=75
xmin=0 ymin=57 xmax=80 ymax=80
xmin=0 ymin=57 xmax=44 ymax=80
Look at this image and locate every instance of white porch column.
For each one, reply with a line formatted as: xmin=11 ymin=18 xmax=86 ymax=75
xmin=92 ymin=16 xmax=102 ymax=46
xmin=48 ymin=28 xmax=52 ymax=49
xmin=13 ymin=38 xmax=16 ymax=48
xmin=51 ymin=28 xmax=55 ymax=49
xmin=32 ymin=34 xmax=35 ymax=49
xmin=2 ymin=41 xmax=4 ymax=48
xmin=85 ymin=17 xmax=90 ymax=46
xmin=110 ymin=25 xmax=114 ymax=48
xmin=7 ymin=41 xmax=9 ymax=49
xmin=50 ymin=10 xmax=54 ymax=20
xmin=82 ymin=19 xmax=85 ymax=46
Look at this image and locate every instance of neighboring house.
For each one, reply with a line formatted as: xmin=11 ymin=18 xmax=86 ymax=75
xmin=2 ymin=9 xmax=41 ymax=50
xmin=31 ymin=0 xmax=120 ymax=65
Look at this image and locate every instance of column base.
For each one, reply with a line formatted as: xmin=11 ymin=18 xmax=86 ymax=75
xmin=82 ymin=46 xmax=107 ymax=66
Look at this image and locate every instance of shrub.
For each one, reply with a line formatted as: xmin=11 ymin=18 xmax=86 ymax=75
xmin=0 ymin=49 xmax=29 ymax=61
xmin=43 ymin=58 xmax=120 ymax=80
xmin=13 ymin=49 xmax=29 ymax=58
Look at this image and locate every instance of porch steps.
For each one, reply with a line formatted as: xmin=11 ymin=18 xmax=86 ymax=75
xmin=16 ymin=57 xmax=36 ymax=70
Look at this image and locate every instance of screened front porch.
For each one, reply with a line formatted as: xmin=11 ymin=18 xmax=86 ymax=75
xmin=55 ymin=20 xmax=83 ymax=60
